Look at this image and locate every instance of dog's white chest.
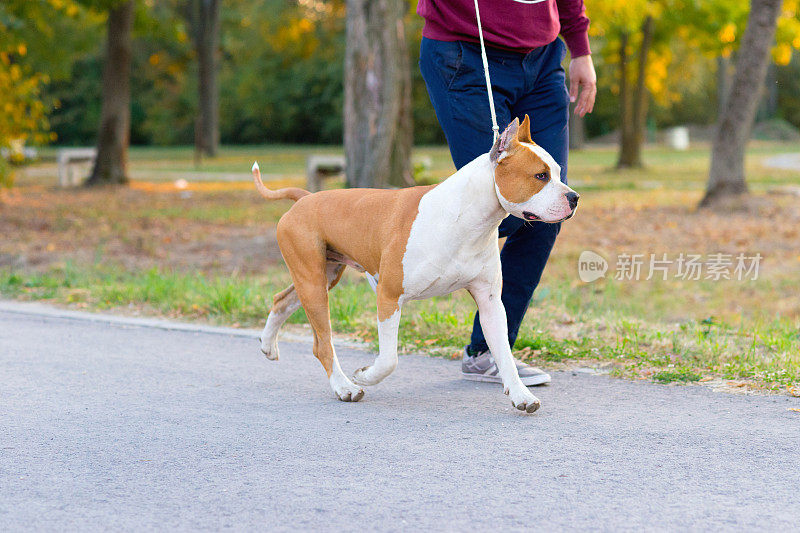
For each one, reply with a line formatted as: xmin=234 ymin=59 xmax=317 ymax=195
xmin=399 ymin=171 xmax=502 ymax=302
xmin=402 ymin=245 xmax=494 ymax=300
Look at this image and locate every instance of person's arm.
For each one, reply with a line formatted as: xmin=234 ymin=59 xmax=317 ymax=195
xmin=556 ymin=0 xmax=596 ymax=117
xmin=556 ymin=0 xmax=590 ymax=58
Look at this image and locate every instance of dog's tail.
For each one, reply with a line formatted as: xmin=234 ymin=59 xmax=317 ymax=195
xmin=252 ymin=162 xmax=310 ymax=202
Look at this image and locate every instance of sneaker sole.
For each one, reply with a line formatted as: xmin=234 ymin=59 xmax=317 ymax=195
xmin=461 ymin=372 xmax=551 ymax=386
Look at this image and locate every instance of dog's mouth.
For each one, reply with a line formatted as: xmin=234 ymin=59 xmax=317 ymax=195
xmin=523 ymin=210 xmax=576 ymax=223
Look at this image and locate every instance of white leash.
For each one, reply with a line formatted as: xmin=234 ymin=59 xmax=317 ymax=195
xmin=472 ymin=0 xmax=500 ymax=142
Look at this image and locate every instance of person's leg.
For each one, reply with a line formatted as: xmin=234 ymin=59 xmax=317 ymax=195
xmin=419 ymin=37 xmax=520 ymax=169
xmin=420 ymin=36 xmax=558 ymax=385
xmin=468 ymin=38 xmax=570 ymax=353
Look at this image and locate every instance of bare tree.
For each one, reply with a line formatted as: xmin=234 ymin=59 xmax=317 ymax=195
xmin=617 ymin=16 xmax=654 ymax=168
xmin=193 ymin=0 xmax=220 ymax=159
xmin=86 ymin=0 xmax=134 ymax=186
xmin=702 ymin=0 xmax=782 ymax=206
xmin=344 ymin=0 xmax=413 ymax=188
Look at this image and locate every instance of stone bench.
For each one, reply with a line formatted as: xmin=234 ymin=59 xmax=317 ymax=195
xmin=57 ymin=148 xmax=97 ymax=187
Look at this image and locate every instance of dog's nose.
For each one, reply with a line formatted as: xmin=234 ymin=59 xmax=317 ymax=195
xmin=565 ymin=191 xmax=580 ymax=210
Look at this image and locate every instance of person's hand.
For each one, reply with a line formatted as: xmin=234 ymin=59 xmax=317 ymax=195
xmin=569 ymin=55 xmax=597 ymax=117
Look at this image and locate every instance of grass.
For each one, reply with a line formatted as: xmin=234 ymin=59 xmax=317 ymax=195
xmin=652 ymin=368 xmax=703 ymax=383
xmin=32 ymin=144 xmax=459 ymax=184
xmin=0 ymin=265 xmax=289 ymax=325
xmin=2 ymin=261 xmax=799 ymax=390
xmin=29 ymin=141 xmax=800 ymax=189
xmin=4 ymin=141 xmax=800 ymax=393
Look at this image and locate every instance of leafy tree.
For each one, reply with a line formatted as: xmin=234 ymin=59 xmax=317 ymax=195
xmin=22 ymin=0 xmax=800 ymax=161
xmin=47 ymin=0 xmax=193 ymax=146
xmin=0 ymin=0 xmax=92 ymax=186
xmin=27 ymin=0 xmax=443 ymax=149
xmin=217 ymin=0 xmax=348 ymax=144
xmin=590 ymin=0 xmax=666 ymax=168
xmin=0 ymin=45 xmax=47 ymax=187
xmin=589 ymin=0 xmax=800 ymax=169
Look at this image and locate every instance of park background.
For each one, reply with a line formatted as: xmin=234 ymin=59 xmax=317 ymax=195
xmin=1 ymin=0 xmax=799 ymax=393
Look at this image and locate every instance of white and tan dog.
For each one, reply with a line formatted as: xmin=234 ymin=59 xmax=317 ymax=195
xmin=253 ymin=116 xmax=578 ymax=413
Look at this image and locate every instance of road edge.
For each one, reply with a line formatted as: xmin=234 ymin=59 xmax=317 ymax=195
xmin=0 ymin=299 xmax=376 ymax=351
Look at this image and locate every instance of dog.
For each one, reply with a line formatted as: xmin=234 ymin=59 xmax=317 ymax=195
xmin=253 ymin=116 xmax=578 ymax=413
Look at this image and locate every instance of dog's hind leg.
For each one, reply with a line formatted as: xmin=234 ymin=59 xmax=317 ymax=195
xmin=352 ymin=290 xmax=401 ymax=386
xmin=289 ymin=260 xmax=362 ymax=402
xmin=260 ymin=284 xmax=300 ymax=360
xmin=260 ymin=263 xmax=344 ymax=361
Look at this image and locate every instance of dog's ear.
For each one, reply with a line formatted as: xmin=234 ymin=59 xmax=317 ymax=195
xmin=490 ymin=118 xmax=520 ymax=164
xmin=518 ymin=114 xmax=533 ymax=144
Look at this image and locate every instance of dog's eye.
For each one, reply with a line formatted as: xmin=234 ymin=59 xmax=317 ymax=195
xmin=534 ymin=172 xmax=549 ymax=181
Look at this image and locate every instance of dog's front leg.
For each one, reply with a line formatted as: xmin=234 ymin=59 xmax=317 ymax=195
xmin=469 ymin=282 xmax=541 ymax=413
xmin=353 ymin=295 xmax=401 ymax=386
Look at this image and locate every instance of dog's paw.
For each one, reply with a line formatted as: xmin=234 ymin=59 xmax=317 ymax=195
xmin=334 ymin=384 xmax=365 ymax=402
xmin=259 ymin=337 xmax=279 ymax=361
xmin=509 ymin=388 xmax=541 ymax=413
xmin=330 ymin=372 xmax=365 ymax=402
xmin=352 ymin=366 xmax=376 ymax=386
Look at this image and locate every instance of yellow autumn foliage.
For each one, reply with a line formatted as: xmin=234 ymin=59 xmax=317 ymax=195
xmin=719 ymin=23 xmax=737 ymax=44
xmin=589 ymin=0 xmax=800 ymax=109
xmin=1 ymin=0 xmax=90 ymax=186
xmin=0 ymin=50 xmax=50 ymax=186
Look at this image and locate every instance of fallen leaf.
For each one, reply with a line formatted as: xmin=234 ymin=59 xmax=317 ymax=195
xmin=727 ymin=381 xmax=748 ymax=388
xmin=787 ymin=386 xmax=800 ymax=398
xmin=788 ymin=408 xmax=800 ymax=413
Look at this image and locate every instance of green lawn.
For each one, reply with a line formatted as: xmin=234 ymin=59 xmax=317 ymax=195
xmin=32 ymin=141 xmax=800 ymax=188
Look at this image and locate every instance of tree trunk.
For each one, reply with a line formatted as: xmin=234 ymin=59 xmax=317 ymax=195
xmin=616 ymin=32 xmax=635 ymax=168
xmin=86 ymin=0 xmax=134 ymax=186
xmin=618 ymin=17 xmax=653 ymax=168
xmin=388 ymin=10 xmax=414 ymax=187
xmin=716 ymin=55 xmax=732 ymax=117
xmin=702 ymin=0 xmax=782 ymax=206
xmin=632 ymin=17 xmax=653 ymax=156
xmin=757 ymin=63 xmax=778 ymax=120
xmin=569 ymin=107 xmax=585 ymax=150
xmin=344 ymin=0 xmax=410 ymax=188
xmin=194 ymin=0 xmax=220 ymax=158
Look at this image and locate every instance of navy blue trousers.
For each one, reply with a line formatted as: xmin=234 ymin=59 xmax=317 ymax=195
xmin=419 ymin=36 xmax=569 ymax=353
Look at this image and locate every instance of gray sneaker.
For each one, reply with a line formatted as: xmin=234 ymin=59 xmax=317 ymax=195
xmin=461 ymin=348 xmax=551 ymax=386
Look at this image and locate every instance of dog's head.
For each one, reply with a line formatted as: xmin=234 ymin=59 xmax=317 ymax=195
xmin=490 ymin=115 xmax=579 ymax=223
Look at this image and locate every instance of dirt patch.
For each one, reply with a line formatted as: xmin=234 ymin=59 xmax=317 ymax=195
xmin=0 ymin=184 xmax=285 ymax=274
xmin=3 ymin=183 xmax=800 ymax=281
xmin=558 ymin=190 xmax=800 ymax=275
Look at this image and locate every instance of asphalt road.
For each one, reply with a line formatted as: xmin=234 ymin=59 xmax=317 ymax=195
xmin=2 ymin=303 xmax=799 ymax=531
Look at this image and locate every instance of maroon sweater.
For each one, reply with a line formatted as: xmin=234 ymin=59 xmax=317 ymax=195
xmin=417 ymin=0 xmax=591 ymax=57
